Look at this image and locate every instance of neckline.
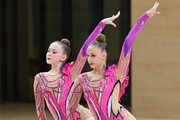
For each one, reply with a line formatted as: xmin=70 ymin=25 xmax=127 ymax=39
xmin=41 ymin=73 xmax=63 ymax=82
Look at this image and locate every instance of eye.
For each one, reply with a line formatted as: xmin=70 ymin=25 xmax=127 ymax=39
xmin=91 ymin=54 xmax=96 ymax=57
xmin=53 ymin=51 xmax=57 ymax=54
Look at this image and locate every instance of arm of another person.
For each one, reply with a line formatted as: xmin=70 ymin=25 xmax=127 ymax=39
xmin=34 ymin=75 xmax=47 ymax=120
xmin=67 ymin=78 xmax=83 ymax=120
xmin=70 ymin=11 xmax=120 ymax=81
xmin=115 ymin=2 xmax=160 ymax=83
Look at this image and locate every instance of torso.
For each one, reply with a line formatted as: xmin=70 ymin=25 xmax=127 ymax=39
xmin=79 ymin=71 xmax=124 ymax=120
xmin=79 ymin=72 xmax=107 ymax=104
xmin=37 ymin=72 xmax=72 ymax=120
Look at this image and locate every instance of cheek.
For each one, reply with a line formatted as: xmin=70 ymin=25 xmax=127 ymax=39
xmin=94 ymin=57 xmax=101 ymax=63
xmin=96 ymin=55 xmax=102 ymax=60
xmin=46 ymin=52 xmax=49 ymax=57
xmin=55 ymin=55 xmax=61 ymax=60
xmin=87 ymin=57 xmax=91 ymax=62
xmin=49 ymin=54 xmax=58 ymax=61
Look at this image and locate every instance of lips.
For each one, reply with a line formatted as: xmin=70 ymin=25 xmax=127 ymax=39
xmin=47 ymin=58 xmax=51 ymax=60
xmin=89 ymin=63 xmax=94 ymax=66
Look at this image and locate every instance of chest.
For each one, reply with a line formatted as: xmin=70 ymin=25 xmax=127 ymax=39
xmin=40 ymin=75 xmax=68 ymax=92
xmin=80 ymin=75 xmax=108 ymax=99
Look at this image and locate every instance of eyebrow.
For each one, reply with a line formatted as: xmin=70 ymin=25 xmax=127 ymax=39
xmin=48 ymin=48 xmax=58 ymax=51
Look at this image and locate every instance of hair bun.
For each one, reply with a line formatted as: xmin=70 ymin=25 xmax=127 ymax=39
xmin=61 ymin=38 xmax=70 ymax=47
xmin=96 ymin=33 xmax=106 ymax=42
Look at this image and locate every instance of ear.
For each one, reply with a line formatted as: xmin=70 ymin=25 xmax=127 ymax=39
xmin=102 ymin=51 xmax=107 ymax=60
xmin=60 ymin=54 xmax=67 ymax=62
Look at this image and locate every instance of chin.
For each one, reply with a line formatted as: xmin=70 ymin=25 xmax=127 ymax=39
xmin=89 ymin=65 xmax=95 ymax=69
xmin=46 ymin=61 xmax=52 ymax=65
xmin=90 ymin=66 xmax=94 ymax=69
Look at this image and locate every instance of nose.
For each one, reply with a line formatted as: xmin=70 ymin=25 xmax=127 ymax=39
xmin=87 ymin=57 xmax=92 ymax=63
xmin=47 ymin=52 xmax=51 ymax=57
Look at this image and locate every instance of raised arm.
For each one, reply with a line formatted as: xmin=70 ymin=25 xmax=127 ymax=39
xmin=67 ymin=78 xmax=83 ymax=119
xmin=34 ymin=75 xmax=47 ymax=120
xmin=115 ymin=2 xmax=160 ymax=82
xmin=70 ymin=11 xmax=120 ymax=81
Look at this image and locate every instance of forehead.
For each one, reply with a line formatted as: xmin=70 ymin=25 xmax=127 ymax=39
xmin=87 ymin=45 xmax=101 ymax=53
xmin=49 ymin=42 xmax=62 ymax=50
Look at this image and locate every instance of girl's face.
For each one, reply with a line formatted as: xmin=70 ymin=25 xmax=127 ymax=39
xmin=46 ymin=42 xmax=66 ymax=65
xmin=87 ymin=45 xmax=106 ymax=69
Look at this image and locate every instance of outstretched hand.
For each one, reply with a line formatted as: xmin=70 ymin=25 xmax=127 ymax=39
xmin=101 ymin=11 xmax=120 ymax=27
xmin=146 ymin=2 xmax=160 ymax=18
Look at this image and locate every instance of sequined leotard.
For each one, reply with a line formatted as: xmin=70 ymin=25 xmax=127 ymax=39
xmin=68 ymin=13 xmax=149 ymax=120
xmin=34 ymin=22 xmax=106 ymax=120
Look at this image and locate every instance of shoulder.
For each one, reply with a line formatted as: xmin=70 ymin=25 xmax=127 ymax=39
xmin=78 ymin=71 xmax=90 ymax=77
xmin=62 ymin=62 xmax=73 ymax=76
xmin=77 ymin=72 xmax=91 ymax=81
xmin=105 ymin=64 xmax=117 ymax=76
xmin=34 ymin=72 xmax=46 ymax=82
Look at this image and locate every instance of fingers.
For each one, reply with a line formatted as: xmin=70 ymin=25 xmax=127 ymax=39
xmin=153 ymin=2 xmax=160 ymax=14
xmin=108 ymin=11 xmax=120 ymax=27
xmin=155 ymin=11 xmax=160 ymax=14
xmin=151 ymin=11 xmax=160 ymax=15
xmin=114 ymin=11 xmax=120 ymax=18
xmin=110 ymin=11 xmax=120 ymax=25
xmin=152 ymin=2 xmax=159 ymax=10
xmin=112 ymin=23 xmax=116 ymax=27
xmin=111 ymin=11 xmax=120 ymax=19
xmin=108 ymin=21 xmax=116 ymax=27
xmin=155 ymin=2 xmax=159 ymax=8
xmin=146 ymin=2 xmax=160 ymax=17
xmin=101 ymin=11 xmax=120 ymax=26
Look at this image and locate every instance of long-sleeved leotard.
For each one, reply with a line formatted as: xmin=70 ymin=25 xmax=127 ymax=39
xmin=116 ymin=13 xmax=149 ymax=101
xmin=68 ymin=13 xmax=149 ymax=120
xmin=34 ymin=22 xmax=106 ymax=120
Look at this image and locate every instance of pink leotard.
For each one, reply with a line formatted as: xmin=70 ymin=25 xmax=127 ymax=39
xmin=68 ymin=13 xmax=149 ymax=120
xmin=34 ymin=22 xmax=106 ymax=120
